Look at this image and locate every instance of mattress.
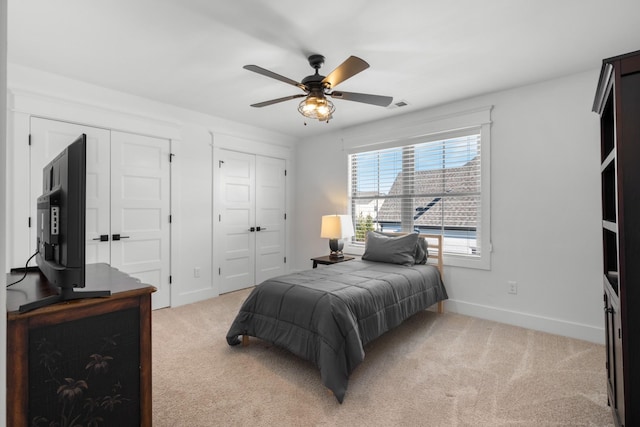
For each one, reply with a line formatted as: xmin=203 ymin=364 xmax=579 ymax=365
xmin=226 ymin=259 xmax=448 ymax=402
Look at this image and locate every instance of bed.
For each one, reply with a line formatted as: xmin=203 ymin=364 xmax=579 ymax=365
xmin=226 ymin=232 xmax=448 ymax=403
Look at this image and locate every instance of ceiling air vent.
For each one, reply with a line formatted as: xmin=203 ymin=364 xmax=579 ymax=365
xmin=388 ymin=99 xmax=409 ymax=109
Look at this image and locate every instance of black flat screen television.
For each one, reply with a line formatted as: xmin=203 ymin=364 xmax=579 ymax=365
xmin=19 ymin=134 xmax=110 ymax=312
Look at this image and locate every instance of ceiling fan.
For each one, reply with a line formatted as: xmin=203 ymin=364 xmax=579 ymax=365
xmin=244 ymin=54 xmax=393 ymax=122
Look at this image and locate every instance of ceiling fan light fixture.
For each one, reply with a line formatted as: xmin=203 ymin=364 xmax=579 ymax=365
xmin=245 ymin=54 xmax=390 ymax=123
xmin=298 ymin=96 xmax=335 ymax=121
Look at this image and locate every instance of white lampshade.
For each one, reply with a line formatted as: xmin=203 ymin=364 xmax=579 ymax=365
xmin=320 ymin=215 xmax=355 ymax=239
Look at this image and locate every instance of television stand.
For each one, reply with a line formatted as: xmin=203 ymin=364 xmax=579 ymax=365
xmin=18 ymin=285 xmax=111 ymax=313
xmin=6 ymin=263 xmax=156 ymax=427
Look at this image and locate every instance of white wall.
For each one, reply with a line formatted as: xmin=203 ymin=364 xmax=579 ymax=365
xmin=5 ymin=64 xmax=296 ymax=306
xmin=294 ymin=69 xmax=604 ymax=343
xmin=1 ymin=0 xmax=8 ymax=423
xmin=5 ymin=61 xmax=606 ymax=350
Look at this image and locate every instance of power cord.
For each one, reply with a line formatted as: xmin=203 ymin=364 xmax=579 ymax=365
xmin=6 ymin=251 xmax=39 ymax=288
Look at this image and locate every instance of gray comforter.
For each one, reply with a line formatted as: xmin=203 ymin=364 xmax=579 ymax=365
xmin=226 ymin=259 xmax=448 ymax=403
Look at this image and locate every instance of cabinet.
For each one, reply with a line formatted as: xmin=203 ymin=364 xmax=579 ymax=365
xmin=6 ymin=264 xmax=155 ymax=427
xmin=593 ymin=49 xmax=640 ymax=427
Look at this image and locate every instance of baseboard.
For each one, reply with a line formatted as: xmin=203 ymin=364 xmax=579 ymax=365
xmin=170 ymin=288 xmax=219 ymax=308
xmin=444 ymin=299 xmax=605 ymax=345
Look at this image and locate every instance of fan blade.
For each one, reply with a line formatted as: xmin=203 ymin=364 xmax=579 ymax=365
xmin=244 ymin=65 xmax=306 ymax=90
xmin=322 ymin=56 xmax=370 ymax=89
xmin=250 ymin=94 xmax=306 ymax=108
xmin=330 ymin=91 xmax=393 ymax=107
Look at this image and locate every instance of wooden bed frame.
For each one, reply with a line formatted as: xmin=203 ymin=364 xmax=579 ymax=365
xmin=242 ymin=232 xmax=445 ymax=347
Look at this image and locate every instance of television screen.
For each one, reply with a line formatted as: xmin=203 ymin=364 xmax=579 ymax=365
xmin=36 ymin=134 xmax=87 ymax=288
xmin=19 ymin=134 xmax=109 ymax=313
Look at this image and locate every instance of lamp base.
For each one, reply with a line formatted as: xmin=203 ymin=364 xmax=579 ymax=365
xmin=329 ymin=238 xmax=344 ymax=259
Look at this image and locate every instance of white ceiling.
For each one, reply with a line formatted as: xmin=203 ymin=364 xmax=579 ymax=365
xmin=7 ymin=0 xmax=640 ymax=139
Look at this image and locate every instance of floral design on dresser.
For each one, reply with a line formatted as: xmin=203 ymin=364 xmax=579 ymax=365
xmin=28 ymin=308 xmax=140 ymax=427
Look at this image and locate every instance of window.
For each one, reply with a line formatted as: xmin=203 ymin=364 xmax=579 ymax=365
xmin=347 ymin=112 xmax=491 ymax=270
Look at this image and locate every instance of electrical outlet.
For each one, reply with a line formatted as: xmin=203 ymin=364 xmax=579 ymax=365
xmin=194 ymin=267 xmax=201 ymax=278
xmin=508 ymin=281 xmax=518 ymax=295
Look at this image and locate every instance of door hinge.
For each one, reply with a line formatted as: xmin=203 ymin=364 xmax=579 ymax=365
xmin=284 ymin=257 xmax=287 ymax=264
xmin=218 ymin=267 xmax=221 ymax=276
xmin=284 ymin=213 xmax=287 ymax=220
xmin=28 ymin=217 xmax=31 ymax=228
xmin=169 ymin=275 xmax=172 ymax=284
xmin=28 ymin=134 xmax=32 ymax=146
xmin=284 ymin=169 xmax=287 ymax=176
xmin=169 ymin=153 xmax=175 ymax=162
xmin=219 ymin=214 xmax=221 ymax=222
xmin=619 ymin=328 xmax=621 ymax=339
xmin=169 ymin=214 xmax=172 ymax=223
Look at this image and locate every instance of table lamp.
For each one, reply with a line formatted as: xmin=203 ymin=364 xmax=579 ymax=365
xmin=321 ymin=215 xmax=355 ymax=258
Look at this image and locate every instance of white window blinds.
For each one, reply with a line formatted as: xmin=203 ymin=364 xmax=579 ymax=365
xmin=349 ymin=130 xmax=482 ymax=256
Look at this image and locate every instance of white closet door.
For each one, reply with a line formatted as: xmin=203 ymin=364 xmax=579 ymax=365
xmin=30 ymin=119 xmax=172 ymax=310
xmin=218 ymin=150 xmax=256 ymax=294
xmin=255 ymin=156 xmax=286 ymax=284
xmin=110 ymin=131 xmax=171 ymax=310
xmin=29 ymin=118 xmax=111 ymax=264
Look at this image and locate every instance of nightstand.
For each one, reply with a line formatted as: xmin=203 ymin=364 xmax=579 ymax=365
xmin=311 ymin=255 xmax=355 ymax=268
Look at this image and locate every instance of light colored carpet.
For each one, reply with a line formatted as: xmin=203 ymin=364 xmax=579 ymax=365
xmin=152 ymin=288 xmax=613 ymax=426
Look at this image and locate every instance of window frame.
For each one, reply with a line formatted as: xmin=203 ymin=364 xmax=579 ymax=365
xmin=345 ymin=107 xmax=492 ymax=270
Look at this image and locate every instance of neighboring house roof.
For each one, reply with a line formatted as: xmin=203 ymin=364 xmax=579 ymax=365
xmin=376 ymin=156 xmax=479 ymax=228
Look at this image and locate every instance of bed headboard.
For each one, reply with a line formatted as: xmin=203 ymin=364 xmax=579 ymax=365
xmin=382 ymin=232 xmax=444 ymax=279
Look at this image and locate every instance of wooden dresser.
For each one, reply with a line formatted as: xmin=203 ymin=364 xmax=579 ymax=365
xmin=6 ymin=263 xmax=155 ymax=427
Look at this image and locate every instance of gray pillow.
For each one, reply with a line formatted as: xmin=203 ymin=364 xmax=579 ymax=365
xmin=362 ymin=231 xmax=419 ymax=265
xmin=414 ymin=237 xmax=429 ymax=264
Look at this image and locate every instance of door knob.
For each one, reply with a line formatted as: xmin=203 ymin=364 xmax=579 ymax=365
xmin=92 ymin=234 xmax=109 ymax=242
xmin=112 ymin=234 xmax=130 ymax=241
